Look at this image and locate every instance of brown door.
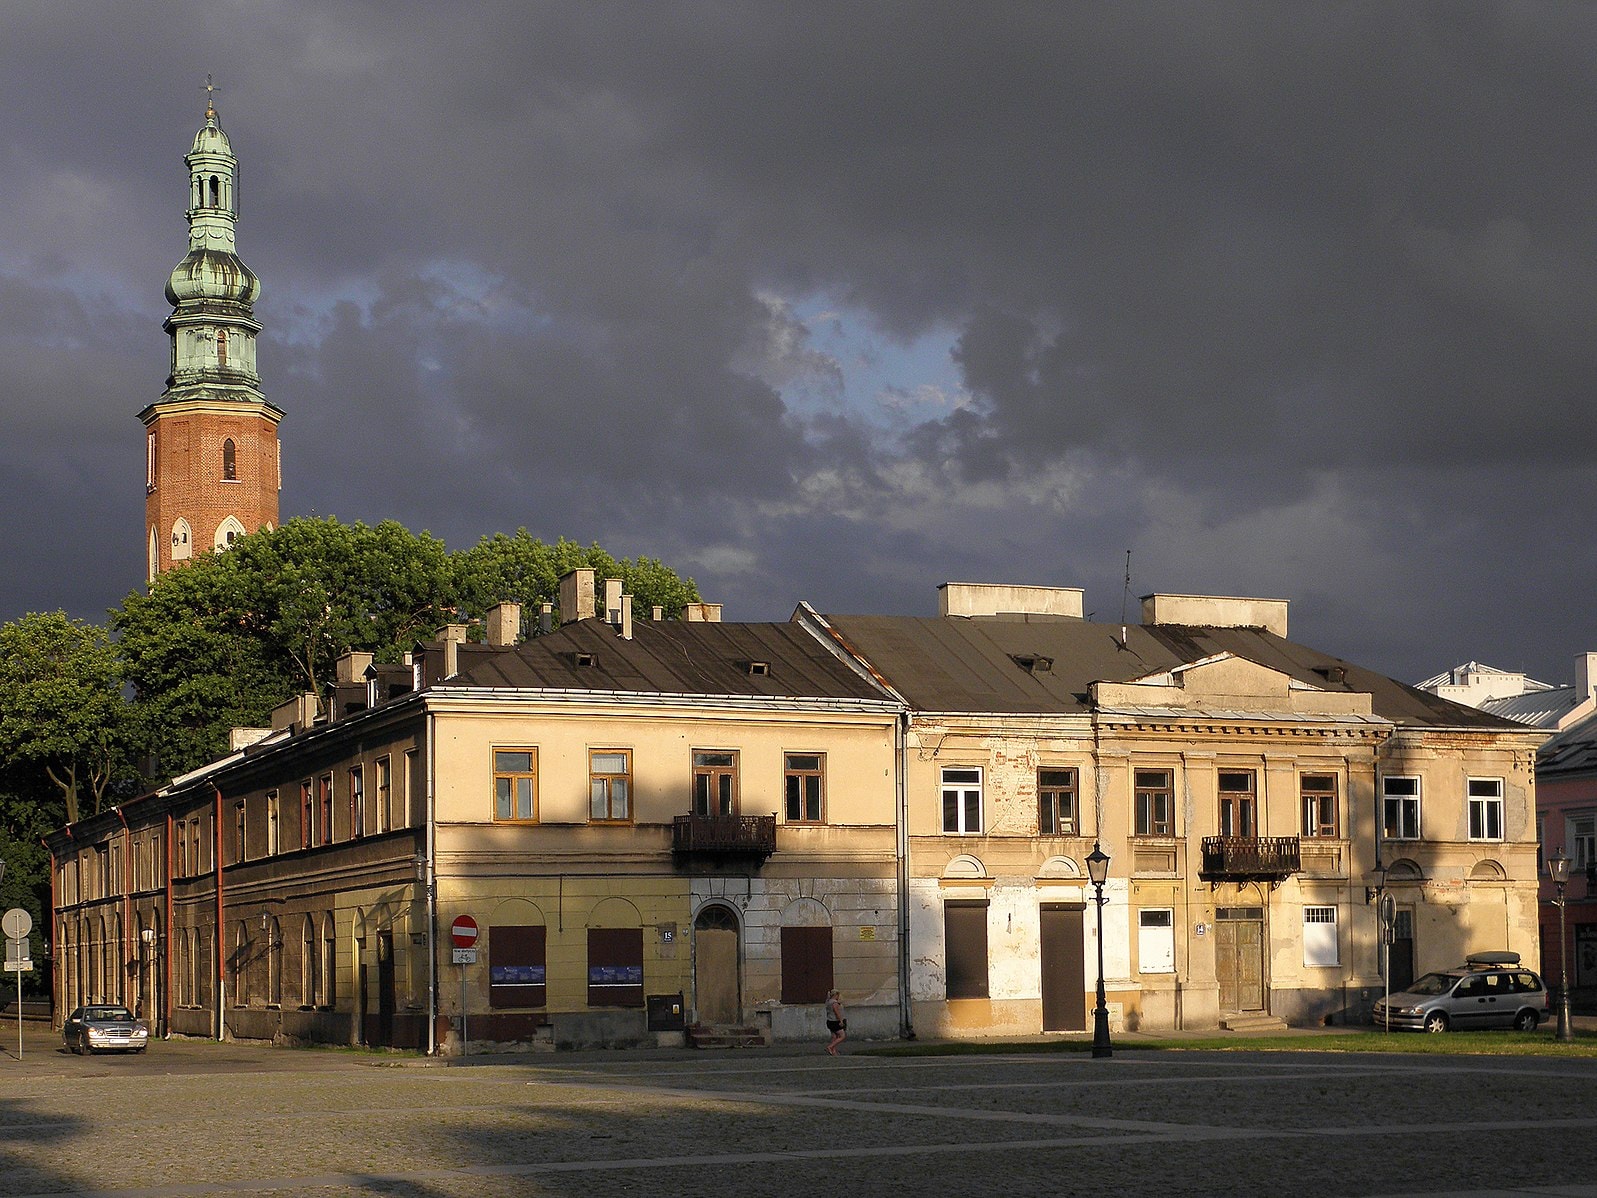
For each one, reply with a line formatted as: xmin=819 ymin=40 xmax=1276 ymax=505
xmin=694 ymin=906 xmax=741 ymax=1025
xmin=1216 ymin=906 xmax=1265 ymax=1011
xmin=1040 ymin=903 xmax=1086 ymax=1031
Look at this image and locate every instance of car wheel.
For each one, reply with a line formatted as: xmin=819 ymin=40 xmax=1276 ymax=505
xmin=1423 ymin=1011 xmax=1449 ymax=1033
xmin=1514 ymin=1010 xmax=1539 ymax=1032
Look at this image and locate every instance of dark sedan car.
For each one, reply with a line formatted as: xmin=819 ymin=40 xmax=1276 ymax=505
xmin=63 ymin=1005 xmax=149 ymax=1054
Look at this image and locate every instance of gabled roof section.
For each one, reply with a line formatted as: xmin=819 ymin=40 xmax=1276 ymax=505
xmin=1538 ymin=709 xmax=1597 ymax=777
xmin=446 ymin=619 xmax=890 ymax=702
xmin=811 ymin=612 xmax=1520 ymax=728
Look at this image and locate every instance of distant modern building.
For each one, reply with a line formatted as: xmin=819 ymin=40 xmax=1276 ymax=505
xmin=45 ymin=574 xmax=1547 ymax=1050
xmin=1417 ymin=655 xmax=1597 ymax=732
xmin=141 ymin=90 xmax=281 ymax=579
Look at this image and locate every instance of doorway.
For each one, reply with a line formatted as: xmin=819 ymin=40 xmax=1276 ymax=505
xmin=1039 ymin=902 xmax=1087 ymax=1031
xmin=693 ymin=905 xmax=741 ymax=1025
xmin=1389 ymin=906 xmax=1415 ymax=993
xmin=376 ymin=931 xmax=396 ymax=1047
xmin=1216 ymin=906 xmax=1265 ymax=1012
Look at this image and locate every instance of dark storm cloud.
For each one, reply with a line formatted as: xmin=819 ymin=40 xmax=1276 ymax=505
xmin=1 ymin=2 xmax=1594 ymax=685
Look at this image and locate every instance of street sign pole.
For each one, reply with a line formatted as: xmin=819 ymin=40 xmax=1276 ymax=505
xmin=449 ymin=916 xmax=478 ymax=1056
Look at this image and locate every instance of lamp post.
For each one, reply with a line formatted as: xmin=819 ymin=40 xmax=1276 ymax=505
xmin=1086 ymin=841 xmax=1112 ymax=1058
xmin=1549 ymin=848 xmax=1574 ymax=1042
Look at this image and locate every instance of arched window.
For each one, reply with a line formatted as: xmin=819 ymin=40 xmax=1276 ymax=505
xmin=171 ymin=519 xmax=193 ymax=562
xmin=302 ymin=917 xmax=317 ymax=1008
xmin=209 ymin=175 xmax=220 ymax=207
xmin=321 ymin=915 xmax=337 ymax=1008
xmin=148 ymin=526 xmax=159 ymax=582
xmin=268 ymin=918 xmax=283 ymax=1006
xmin=214 ymin=516 xmax=246 ymax=551
xmin=216 ymin=328 xmax=229 ymax=367
xmin=233 ymin=922 xmax=249 ymax=1006
xmin=222 ymin=438 xmax=237 ymax=481
xmin=190 ymin=928 xmax=203 ymax=1006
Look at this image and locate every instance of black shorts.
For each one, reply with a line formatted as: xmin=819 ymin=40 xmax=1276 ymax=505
xmin=826 ymin=1020 xmax=843 ymax=1033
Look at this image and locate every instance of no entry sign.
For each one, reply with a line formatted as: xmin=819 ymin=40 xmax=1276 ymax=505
xmin=451 ymin=915 xmax=479 ymax=949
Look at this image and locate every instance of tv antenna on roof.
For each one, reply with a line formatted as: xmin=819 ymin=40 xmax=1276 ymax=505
xmin=1117 ymin=549 xmax=1131 ymax=648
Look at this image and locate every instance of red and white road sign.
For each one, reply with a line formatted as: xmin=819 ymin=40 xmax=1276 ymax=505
xmin=451 ymin=915 xmax=479 ymax=949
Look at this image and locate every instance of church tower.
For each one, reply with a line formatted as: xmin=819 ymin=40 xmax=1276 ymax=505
xmin=141 ymin=87 xmax=282 ymax=580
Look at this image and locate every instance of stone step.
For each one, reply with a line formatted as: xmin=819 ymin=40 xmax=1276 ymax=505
xmin=1218 ymin=1013 xmax=1290 ymax=1033
xmin=686 ymin=1024 xmax=768 ymax=1049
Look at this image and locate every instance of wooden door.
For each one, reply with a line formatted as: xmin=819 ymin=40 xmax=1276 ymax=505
xmin=1389 ymin=907 xmax=1415 ymax=993
xmin=1216 ymin=906 xmax=1264 ymax=1012
xmin=1039 ymin=903 xmax=1086 ymax=1032
xmin=694 ymin=906 xmax=741 ymax=1025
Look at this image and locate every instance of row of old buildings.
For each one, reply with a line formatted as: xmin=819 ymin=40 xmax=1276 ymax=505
xmin=44 ymin=574 xmax=1545 ymax=1051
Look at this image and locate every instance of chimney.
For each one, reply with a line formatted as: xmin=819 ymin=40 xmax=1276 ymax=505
xmin=271 ymin=692 xmax=319 ymax=731
xmin=938 ymin=583 xmax=1084 ymax=620
xmin=1579 ymin=653 xmax=1597 ymax=702
xmin=335 ymin=650 xmax=374 ymax=684
xmin=558 ymin=568 xmax=596 ymax=624
xmin=620 ymin=594 xmax=633 ymax=640
xmin=1140 ymin=593 xmax=1288 ymax=638
xmin=683 ymin=602 xmax=723 ymax=622
xmin=651 ymin=605 xmax=663 ymax=622
xmin=438 ymin=622 xmax=467 ymax=678
xmin=486 ymin=602 xmax=522 ymax=648
xmin=603 ymin=578 xmax=624 ymax=624
xmin=539 ymin=602 xmax=553 ymax=635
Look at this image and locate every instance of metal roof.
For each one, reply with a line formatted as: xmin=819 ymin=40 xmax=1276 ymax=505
xmin=1537 ymin=711 xmax=1597 ymax=777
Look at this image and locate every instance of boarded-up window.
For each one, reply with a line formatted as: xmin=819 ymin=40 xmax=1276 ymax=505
xmin=1138 ymin=908 xmax=1175 ymax=974
xmin=780 ymin=926 xmax=833 ymax=1004
xmin=489 ymin=925 xmax=547 ymax=1008
xmin=944 ymin=901 xmax=989 ymax=999
xmin=587 ymin=928 xmax=644 ymax=1007
xmin=1303 ymin=906 xmax=1339 ymax=967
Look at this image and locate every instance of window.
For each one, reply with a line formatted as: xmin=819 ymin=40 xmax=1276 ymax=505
xmin=320 ymin=916 xmax=337 ymax=1007
xmin=300 ymin=781 xmax=313 ymax=849
xmin=692 ymin=750 xmax=738 ymax=816
xmin=175 ymin=821 xmax=188 ymax=878
xmin=1218 ymin=771 xmax=1256 ymax=838
xmin=784 ymin=753 xmax=824 ymax=823
xmin=267 ymin=918 xmax=282 ymax=1006
xmin=1138 ymin=909 xmax=1175 ymax=973
xmin=1038 ymin=768 xmax=1078 ymax=835
xmin=780 ymin=926 xmax=834 ymax=1003
xmin=589 ymin=750 xmax=632 ymax=822
xmin=301 ymin=917 xmax=316 ymax=1008
xmin=1382 ymin=776 xmax=1421 ymax=840
xmin=232 ymin=923 xmax=248 ymax=1006
xmin=233 ymin=802 xmax=245 ymax=863
xmin=171 ymin=518 xmax=193 ymax=562
xmin=1301 ymin=775 xmax=1338 ymax=838
xmin=489 ymin=925 xmax=547 ymax=1008
xmin=405 ymin=749 xmax=421 ymax=827
xmin=1135 ymin=770 xmax=1174 ymax=837
xmin=493 ymin=750 xmax=538 ymax=822
xmin=943 ymin=900 xmax=989 ymax=998
xmin=941 ymin=767 xmax=983 ymax=834
xmin=318 ymin=774 xmax=334 ymax=843
xmin=146 ymin=431 xmax=157 ymax=490
xmin=266 ymin=791 xmax=279 ymax=855
xmin=1567 ymin=813 xmax=1596 ymax=870
xmin=587 ymin=928 xmax=644 ymax=1007
xmin=349 ymin=766 xmax=365 ymax=838
xmin=374 ymin=756 xmax=391 ymax=835
xmin=1303 ymin=906 xmax=1339 ymax=967
xmin=217 ymin=332 xmax=230 ymax=371
xmin=1468 ymin=778 xmax=1504 ymax=841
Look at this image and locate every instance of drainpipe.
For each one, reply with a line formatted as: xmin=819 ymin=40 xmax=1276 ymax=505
xmin=895 ymin=711 xmax=914 ymax=1039
xmin=425 ymin=707 xmax=439 ymax=1056
xmin=45 ymin=845 xmax=57 ymax=1023
xmin=115 ymin=808 xmax=131 ymax=1009
xmin=164 ymin=812 xmax=174 ymax=1039
xmin=214 ymin=786 xmax=225 ymax=1041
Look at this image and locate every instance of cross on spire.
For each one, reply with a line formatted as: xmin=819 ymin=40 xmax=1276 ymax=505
xmin=202 ymin=73 xmax=220 ymax=119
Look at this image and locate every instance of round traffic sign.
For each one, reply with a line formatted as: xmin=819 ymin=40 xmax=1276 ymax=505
xmin=1 ymin=908 xmax=31 ymax=940
xmin=450 ymin=915 xmax=479 ymax=949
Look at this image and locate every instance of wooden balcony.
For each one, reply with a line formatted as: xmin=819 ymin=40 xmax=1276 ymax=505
xmin=1200 ymin=835 xmax=1301 ymax=885
xmin=672 ymin=814 xmax=776 ymax=860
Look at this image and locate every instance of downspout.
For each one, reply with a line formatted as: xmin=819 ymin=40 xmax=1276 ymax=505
xmin=45 ymin=845 xmax=57 ymax=1023
xmin=163 ymin=812 xmax=174 ymax=1039
xmin=214 ymin=786 xmax=226 ymax=1041
xmin=895 ymin=710 xmax=914 ymax=1039
xmin=425 ymin=706 xmax=439 ymax=1056
xmin=115 ymin=808 xmax=131 ymax=1010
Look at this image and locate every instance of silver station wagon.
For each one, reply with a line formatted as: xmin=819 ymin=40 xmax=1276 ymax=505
xmin=1371 ymin=951 xmax=1548 ymax=1033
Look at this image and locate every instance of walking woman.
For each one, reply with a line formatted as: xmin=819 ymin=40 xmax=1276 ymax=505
xmin=825 ymin=989 xmax=846 ymax=1055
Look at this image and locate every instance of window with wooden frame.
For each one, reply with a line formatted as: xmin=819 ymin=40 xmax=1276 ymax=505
xmin=300 ymin=781 xmax=313 ymax=849
xmin=266 ymin=790 xmax=279 ymax=855
xmin=1300 ymin=774 xmax=1339 ymax=838
xmin=692 ymin=750 xmax=738 ymax=817
xmin=1134 ymin=769 xmax=1174 ymax=837
xmin=1038 ymin=768 xmax=1078 ymax=835
xmin=233 ymin=801 xmax=245 ymax=864
xmin=349 ymin=765 xmax=365 ymax=838
xmin=784 ymin=753 xmax=825 ymax=823
xmin=318 ymin=774 xmax=333 ymax=844
xmin=589 ymin=749 xmax=632 ymax=822
xmin=374 ymin=756 xmax=391 ymax=834
xmin=494 ymin=749 xmax=538 ymax=822
xmin=1218 ymin=770 xmax=1256 ymax=838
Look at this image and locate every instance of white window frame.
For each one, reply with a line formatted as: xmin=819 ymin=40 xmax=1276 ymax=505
xmin=1382 ymin=775 xmax=1421 ymax=840
xmin=941 ymin=766 xmax=983 ymax=834
xmin=1467 ymin=778 xmax=1504 ymax=842
xmin=1566 ymin=812 xmax=1596 ymax=869
xmin=1303 ymin=905 xmax=1339 ymax=967
xmin=1138 ymin=908 xmax=1175 ymax=974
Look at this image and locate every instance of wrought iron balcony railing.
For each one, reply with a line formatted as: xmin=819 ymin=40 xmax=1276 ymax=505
xmin=1200 ymin=835 xmax=1301 ymax=884
xmin=671 ymin=814 xmax=777 ymax=859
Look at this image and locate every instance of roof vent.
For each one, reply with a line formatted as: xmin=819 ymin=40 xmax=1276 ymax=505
xmin=567 ymin=651 xmax=597 ymax=669
xmin=744 ymin=660 xmax=770 ymax=677
xmin=1011 ymin=654 xmax=1053 ymax=675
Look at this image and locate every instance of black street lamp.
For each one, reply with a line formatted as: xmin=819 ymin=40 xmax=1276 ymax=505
xmin=1549 ymin=848 xmax=1574 ymax=1042
xmin=1086 ymin=841 xmax=1112 ymax=1058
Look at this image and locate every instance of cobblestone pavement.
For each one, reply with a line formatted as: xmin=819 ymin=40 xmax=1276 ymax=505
xmin=4 ymin=1021 xmax=1597 ymax=1197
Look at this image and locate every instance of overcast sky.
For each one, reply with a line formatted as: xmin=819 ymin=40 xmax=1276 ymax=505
xmin=1 ymin=2 xmax=1593 ymax=686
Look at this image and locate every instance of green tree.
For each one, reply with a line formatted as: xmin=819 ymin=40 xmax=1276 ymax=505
xmin=0 ymin=612 xmax=132 ymax=826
